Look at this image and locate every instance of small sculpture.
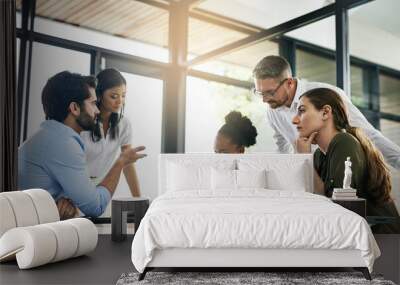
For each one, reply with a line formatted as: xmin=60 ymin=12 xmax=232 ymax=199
xmin=343 ymin=157 xmax=353 ymax=189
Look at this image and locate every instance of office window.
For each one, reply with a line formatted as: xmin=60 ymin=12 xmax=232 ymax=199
xmin=114 ymin=72 xmax=163 ymax=202
xmin=380 ymin=118 xmax=400 ymax=211
xmin=287 ymin=16 xmax=336 ymax=51
xmin=185 ymin=76 xmax=275 ymax=153
xmin=16 ymin=11 xmax=21 ymax=29
xmin=349 ymin=0 xmax=400 ymax=72
xmin=94 ymin=72 xmax=163 ymax=217
xmin=192 ymin=40 xmax=279 ymax=82
xmin=380 ymin=73 xmax=400 ymax=115
xmin=16 ymin=38 xmax=20 ymax=83
xmin=296 ymin=49 xmax=335 ymax=85
xmin=380 ymin=119 xmax=400 ymax=147
xmin=28 ymin=43 xmax=91 ymax=139
xmin=350 ymin=65 xmax=367 ymax=108
xmin=349 ymin=0 xmax=400 ymax=216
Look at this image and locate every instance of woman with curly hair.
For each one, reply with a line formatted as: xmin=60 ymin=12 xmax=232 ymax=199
xmin=214 ymin=111 xmax=258 ymax=154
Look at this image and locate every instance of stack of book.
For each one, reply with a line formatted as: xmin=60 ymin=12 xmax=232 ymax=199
xmin=332 ymin=188 xmax=358 ymax=200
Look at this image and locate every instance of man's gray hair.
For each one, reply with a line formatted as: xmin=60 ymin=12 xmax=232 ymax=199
xmin=252 ymin=55 xmax=292 ymax=80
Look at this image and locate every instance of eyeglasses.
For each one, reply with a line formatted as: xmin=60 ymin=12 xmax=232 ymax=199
xmin=252 ymin=78 xmax=288 ymax=98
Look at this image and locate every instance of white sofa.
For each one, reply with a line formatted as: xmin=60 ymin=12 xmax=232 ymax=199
xmin=0 ymin=189 xmax=98 ymax=269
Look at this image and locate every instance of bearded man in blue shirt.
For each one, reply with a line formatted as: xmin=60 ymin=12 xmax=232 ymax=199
xmin=18 ymin=71 xmax=146 ymax=219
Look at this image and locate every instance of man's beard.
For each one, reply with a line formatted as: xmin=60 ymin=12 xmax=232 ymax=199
xmin=267 ymin=93 xmax=289 ymax=109
xmin=268 ymin=101 xmax=279 ymax=109
xmin=76 ymin=111 xmax=96 ymax=131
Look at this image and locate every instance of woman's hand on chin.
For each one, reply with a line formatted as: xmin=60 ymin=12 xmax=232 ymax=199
xmin=295 ymin=132 xmax=318 ymax=153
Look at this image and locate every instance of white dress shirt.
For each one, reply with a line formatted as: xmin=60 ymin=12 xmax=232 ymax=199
xmin=80 ymin=116 xmax=133 ymax=184
xmin=266 ymin=78 xmax=400 ymax=169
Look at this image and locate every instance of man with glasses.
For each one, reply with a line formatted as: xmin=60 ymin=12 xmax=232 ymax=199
xmin=252 ymin=55 xmax=400 ymax=170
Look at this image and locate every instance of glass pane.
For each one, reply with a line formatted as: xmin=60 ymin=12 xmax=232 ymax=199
xmin=286 ymin=16 xmax=336 ymax=51
xmin=391 ymin=168 xmax=400 ymax=212
xmin=192 ymin=40 xmax=279 ymax=82
xmin=16 ymin=0 xmax=21 ymax=27
xmin=185 ymin=76 xmax=276 ymax=153
xmin=349 ymin=1 xmax=400 ymax=71
xmin=192 ymin=61 xmax=253 ymax=82
xmin=28 ymin=42 xmax=91 ymax=139
xmin=16 ymin=11 xmax=21 ymax=29
xmin=197 ymin=0 xmax=334 ymax=30
xmin=380 ymin=119 xmax=400 ymax=147
xmin=16 ymin=38 xmax=20 ymax=83
xmin=296 ymin=49 xmax=335 ymax=85
xmin=113 ymin=72 xmax=163 ymax=202
xmin=380 ymin=73 xmax=400 ymax=115
xmin=350 ymin=65 xmax=367 ymax=108
xmin=380 ymin=118 xmax=400 ymax=211
xmin=34 ymin=0 xmax=168 ymax=62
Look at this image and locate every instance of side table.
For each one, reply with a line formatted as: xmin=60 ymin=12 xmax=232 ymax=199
xmin=331 ymin=198 xmax=366 ymax=218
xmin=111 ymin=197 xmax=149 ymax=242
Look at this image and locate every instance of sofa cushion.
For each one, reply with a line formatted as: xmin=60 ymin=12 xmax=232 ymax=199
xmin=24 ymin=189 xmax=60 ymax=223
xmin=0 ymin=218 xmax=97 ymax=269
xmin=0 ymin=191 xmax=40 ymax=227
xmin=0 ymin=196 xmax=17 ymax=237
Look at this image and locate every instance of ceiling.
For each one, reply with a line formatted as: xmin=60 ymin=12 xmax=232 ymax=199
xmin=17 ymin=0 xmax=249 ymax=56
xmin=16 ymin=0 xmax=400 ymax=71
xmin=197 ymin=0 xmax=333 ymax=30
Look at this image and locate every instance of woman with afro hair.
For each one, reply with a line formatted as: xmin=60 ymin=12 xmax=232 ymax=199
xmin=214 ymin=111 xmax=258 ymax=153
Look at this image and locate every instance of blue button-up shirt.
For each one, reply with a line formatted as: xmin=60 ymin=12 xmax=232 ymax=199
xmin=18 ymin=120 xmax=111 ymax=217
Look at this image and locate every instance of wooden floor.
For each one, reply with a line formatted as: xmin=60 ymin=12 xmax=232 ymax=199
xmin=0 ymin=235 xmax=134 ymax=285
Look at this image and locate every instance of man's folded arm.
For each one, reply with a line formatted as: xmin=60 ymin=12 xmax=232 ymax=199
xmin=47 ymin=149 xmax=111 ymax=217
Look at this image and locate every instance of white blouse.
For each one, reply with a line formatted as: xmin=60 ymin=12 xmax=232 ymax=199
xmin=80 ymin=116 xmax=133 ymax=184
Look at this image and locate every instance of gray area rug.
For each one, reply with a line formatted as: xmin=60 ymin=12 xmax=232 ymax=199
xmin=116 ymin=271 xmax=396 ymax=285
